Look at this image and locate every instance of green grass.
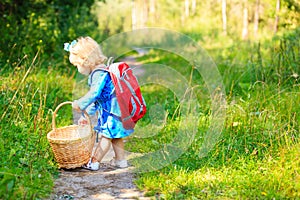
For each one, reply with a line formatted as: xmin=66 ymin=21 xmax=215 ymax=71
xmin=126 ymin=29 xmax=299 ymax=199
xmin=0 ymin=53 xmax=75 ymax=199
xmin=130 ymin=82 xmax=299 ymax=199
xmin=1 ymin=1 xmax=299 ymax=198
xmin=136 ymin=143 xmax=300 ymax=199
xmin=0 ymin=28 xmax=299 ymax=199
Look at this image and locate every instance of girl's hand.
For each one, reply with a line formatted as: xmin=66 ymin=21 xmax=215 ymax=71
xmin=72 ymin=101 xmax=81 ymax=112
xmin=78 ymin=116 xmax=88 ymax=125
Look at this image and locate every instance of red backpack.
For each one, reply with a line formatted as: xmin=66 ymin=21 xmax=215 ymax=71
xmin=105 ymin=61 xmax=147 ymax=129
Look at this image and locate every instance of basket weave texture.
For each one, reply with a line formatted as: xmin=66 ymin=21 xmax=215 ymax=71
xmin=47 ymin=101 xmax=95 ymax=169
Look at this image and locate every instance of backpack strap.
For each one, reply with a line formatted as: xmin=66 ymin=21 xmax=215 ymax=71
xmin=89 ymin=67 xmax=108 ymax=86
xmin=90 ymin=66 xmax=121 ymax=121
xmin=106 ymin=57 xmax=114 ymax=66
xmin=102 ymin=107 xmax=122 ymax=121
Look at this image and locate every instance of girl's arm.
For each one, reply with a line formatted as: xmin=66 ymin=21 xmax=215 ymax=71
xmin=76 ymin=103 xmax=97 ymax=125
xmin=74 ymin=70 xmax=109 ymax=112
xmin=85 ymin=103 xmax=97 ymax=116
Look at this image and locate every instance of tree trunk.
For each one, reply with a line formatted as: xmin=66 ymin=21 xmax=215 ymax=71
xmin=149 ymin=0 xmax=155 ymax=15
xmin=253 ymin=0 xmax=260 ymax=38
xmin=132 ymin=0 xmax=137 ymax=30
xmin=149 ymin=0 xmax=155 ymax=23
xmin=192 ymin=0 xmax=196 ymax=15
xmin=185 ymin=0 xmax=189 ymax=17
xmin=141 ymin=0 xmax=148 ymax=28
xmin=222 ymin=0 xmax=227 ymax=35
xmin=274 ymin=0 xmax=280 ymax=34
xmin=242 ymin=2 xmax=249 ymax=40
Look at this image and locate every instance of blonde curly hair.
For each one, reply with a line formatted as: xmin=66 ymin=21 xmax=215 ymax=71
xmin=69 ymin=36 xmax=107 ymax=68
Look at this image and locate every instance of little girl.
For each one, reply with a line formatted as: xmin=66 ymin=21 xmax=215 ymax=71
xmin=64 ymin=36 xmax=133 ymax=170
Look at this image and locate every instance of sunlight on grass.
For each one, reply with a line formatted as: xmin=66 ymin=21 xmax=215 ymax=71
xmin=130 ymin=29 xmax=299 ymax=199
xmin=1 ymin=21 xmax=299 ymax=200
xmin=0 ymin=55 xmax=75 ymax=199
xmin=136 ymin=143 xmax=300 ymax=199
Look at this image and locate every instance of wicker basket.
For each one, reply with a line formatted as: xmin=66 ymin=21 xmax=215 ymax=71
xmin=47 ymin=101 xmax=95 ymax=169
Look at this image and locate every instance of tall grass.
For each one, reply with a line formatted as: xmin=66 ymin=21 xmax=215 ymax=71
xmin=0 ymin=51 xmax=75 ymax=199
xmin=0 ymin=26 xmax=298 ymax=199
xmin=128 ymin=29 xmax=299 ymax=199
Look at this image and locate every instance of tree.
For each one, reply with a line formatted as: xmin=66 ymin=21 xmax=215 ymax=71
xmin=141 ymin=0 xmax=149 ymax=28
xmin=274 ymin=0 xmax=280 ymax=34
xmin=0 ymin=0 xmax=97 ymax=64
xmin=132 ymin=0 xmax=137 ymax=30
xmin=192 ymin=0 xmax=197 ymax=15
xmin=253 ymin=0 xmax=260 ymax=38
xmin=185 ymin=0 xmax=190 ymax=17
xmin=149 ymin=0 xmax=156 ymax=23
xmin=242 ymin=0 xmax=249 ymax=40
xmin=222 ymin=0 xmax=227 ymax=35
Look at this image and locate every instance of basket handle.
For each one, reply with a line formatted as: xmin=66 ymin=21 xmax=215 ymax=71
xmin=52 ymin=101 xmax=93 ymax=134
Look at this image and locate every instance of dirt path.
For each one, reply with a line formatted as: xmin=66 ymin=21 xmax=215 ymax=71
xmin=48 ymin=54 xmax=151 ymax=200
xmin=49 ymin=149 xmax=149 ymax=200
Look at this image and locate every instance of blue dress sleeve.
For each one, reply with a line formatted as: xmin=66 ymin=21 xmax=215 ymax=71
xmin=85 ymin=103 xmax=97 ymax=116
xmin=75 ymin=70 xmax=109 ymax=112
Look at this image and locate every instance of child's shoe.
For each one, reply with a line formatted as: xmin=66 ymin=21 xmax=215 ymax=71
xmin=82 ymin=159 xmax=100 ymax=171
xmin=110 ymin=158 xmax=128 ymax=168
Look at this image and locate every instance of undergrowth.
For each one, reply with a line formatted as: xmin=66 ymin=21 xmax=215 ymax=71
xmin=0 ymin=27 xmax=299 ymax=199
xmin=0 ymin=53 xmax=75 ymax=199
xmin=128 ymin=29 xmax=299 ymax=199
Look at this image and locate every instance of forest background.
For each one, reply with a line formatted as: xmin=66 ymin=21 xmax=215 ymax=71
xmin=0 ymin=0 xmax=299 ymax=199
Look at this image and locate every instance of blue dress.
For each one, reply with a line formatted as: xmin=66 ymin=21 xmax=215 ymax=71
xmin=75 ymin=67 xmax=134 ymax=139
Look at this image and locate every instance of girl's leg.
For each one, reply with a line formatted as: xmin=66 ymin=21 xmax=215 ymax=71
xmin=92 ymin=136 xmax=111 ymax=162
xmin=111 ymin=138 xmax=128 ymax=168
xmin=111 ymin=138 xmax=125 ymax=160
